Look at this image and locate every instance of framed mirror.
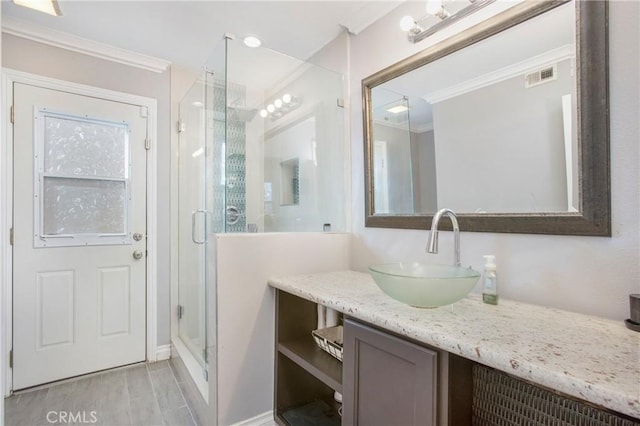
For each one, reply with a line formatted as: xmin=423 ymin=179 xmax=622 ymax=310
xmin=363 ymin=0 xmax=609 ymax=236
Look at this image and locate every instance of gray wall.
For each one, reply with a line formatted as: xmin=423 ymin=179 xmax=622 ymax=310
xmin=433 ymin=59 xmax=574 ymax=213
xmin=3 ymin=34 xmax=172 ymax=346
xmin=410 ymin=130 xmax=438 ymax=213
xmin=214 ymin=233 xmax=351 ymax=425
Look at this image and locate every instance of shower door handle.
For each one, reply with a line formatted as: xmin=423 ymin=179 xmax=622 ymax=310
xmin=191 ymin=209 xmax=208 ymax=245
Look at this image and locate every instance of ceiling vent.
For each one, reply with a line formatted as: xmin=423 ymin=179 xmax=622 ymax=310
xmin=524 ymin=64 xmax=558 ymax=88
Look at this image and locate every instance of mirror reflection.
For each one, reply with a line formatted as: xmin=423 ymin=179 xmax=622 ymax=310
xmin=371 ymin=1 xmax=577 ymax=215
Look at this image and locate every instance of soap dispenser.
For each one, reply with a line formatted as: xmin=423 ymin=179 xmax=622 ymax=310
xmin=482 ymin=255 xmax=499 ymax=305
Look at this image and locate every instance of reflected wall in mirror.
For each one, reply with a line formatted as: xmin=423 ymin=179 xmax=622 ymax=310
xmin=363 ymin=0 xmax=609 ymax=236
xmin=280 ymin=158 xmax=300 ymax=206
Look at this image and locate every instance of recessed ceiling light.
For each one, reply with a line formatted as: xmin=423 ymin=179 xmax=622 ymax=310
xmin=386 ymin=105 xmax=409 ymax=114
xmin=243 ymin=36 xmax=262 ymax=48
xmin=12 ymin=0 xmax=62 ymax=16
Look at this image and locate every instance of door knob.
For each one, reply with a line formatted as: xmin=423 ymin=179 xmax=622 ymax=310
xmin=133 ymin=250 xmax=143 ymax=260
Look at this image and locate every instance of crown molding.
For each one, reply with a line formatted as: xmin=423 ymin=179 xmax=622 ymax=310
xmin=424 ymin=44 xmax=575 ymax=104
xmin=2 ymin=16 xmax=171 ymax=73
xmin=373 ymin=119 xmax=434 ymax=134
xmin=412 ymin=123 xmax=434 ymax=133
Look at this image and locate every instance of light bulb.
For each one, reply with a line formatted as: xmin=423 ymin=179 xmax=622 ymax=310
xmin=274 ymin=99 xmax=283 ymax=108
xmin=426 ymin=0 xmax=443 ymax=15
xmin=259 ymin=109 xmax=268 ymax=118
xmin=267 ymin=104 xmax=275 ymax=113
xmin=399 ymin=16 xmax=416 ymax=32
xmin=282 ymin=94 xmax=292 ymax=104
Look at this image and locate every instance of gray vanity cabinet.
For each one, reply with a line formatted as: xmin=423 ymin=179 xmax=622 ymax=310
xmin=342 ymin=318 xmax=438 ymax=426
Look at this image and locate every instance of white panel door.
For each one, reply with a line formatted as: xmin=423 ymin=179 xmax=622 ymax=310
xmin=12 ymin=83 xmax=147 ymax=389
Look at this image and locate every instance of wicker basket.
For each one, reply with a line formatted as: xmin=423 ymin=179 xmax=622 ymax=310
xmin=312 ymin=325 xmax=343 ymax=362
xmin=472 ymin=364 xmax=639 ymax=426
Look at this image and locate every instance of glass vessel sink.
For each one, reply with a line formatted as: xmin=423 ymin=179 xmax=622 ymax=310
xmin=369 ymin=262 xmax=480 ymax=308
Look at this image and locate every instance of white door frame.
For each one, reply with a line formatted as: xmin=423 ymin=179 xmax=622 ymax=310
xmin=1 ymin=68 xmax=159 ymax=395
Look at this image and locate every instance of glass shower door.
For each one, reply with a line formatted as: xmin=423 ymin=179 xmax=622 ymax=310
xmin=177 ymin=77 xmax=208 ymax=368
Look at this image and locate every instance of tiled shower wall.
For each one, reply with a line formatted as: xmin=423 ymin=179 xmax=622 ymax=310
xmin=209 ymin=79 xmax=247 ymax=233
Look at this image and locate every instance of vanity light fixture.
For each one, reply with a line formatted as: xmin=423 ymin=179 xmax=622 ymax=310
xmin=12 ymin=0 xmax=62 ymax=16
xmin=401 ymin=0 xmax=495 ymax=43
xmin=259 ymin=94 xmax=301 ymax=121
xmin=243 ymin=35 xmax=262 ymax=48
xmin=425 ymin=0 xmax=450 ymax=19
xmin=400 ymin=16 xmax=422 ymax=35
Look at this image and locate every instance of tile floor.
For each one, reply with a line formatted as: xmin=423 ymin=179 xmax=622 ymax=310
xmin=4 ymin=361 xmax=197 ymax=426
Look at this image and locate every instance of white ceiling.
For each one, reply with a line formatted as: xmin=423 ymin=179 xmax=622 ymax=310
xmin=1 ymin=0 xmax=404 ymax=71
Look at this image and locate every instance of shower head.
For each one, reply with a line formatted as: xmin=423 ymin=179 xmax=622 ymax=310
xmin=229 ymin=107 xmax=259 ymax=122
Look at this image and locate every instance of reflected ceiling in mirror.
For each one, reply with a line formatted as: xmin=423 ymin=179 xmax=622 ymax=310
xmin=363 ymin=0 xmax=610 ymax=236
xmin=373 ymin=2 xmax=576 ymax=215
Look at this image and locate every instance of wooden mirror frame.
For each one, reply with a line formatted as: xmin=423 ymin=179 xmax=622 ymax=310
xmin=363 ymin=0 xmax=609 ymax=236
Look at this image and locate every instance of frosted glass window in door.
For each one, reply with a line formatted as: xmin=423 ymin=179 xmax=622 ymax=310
xmin=42 ymin=177 xmax=126 ymax=235
xmin=35 ymin=109 xmax=132 ymax=246
xmin=43 ymin=115 xmax=128 ymax=178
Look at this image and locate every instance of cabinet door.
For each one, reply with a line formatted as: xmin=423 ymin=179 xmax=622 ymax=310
xmin=343 ymin=318 xmax=437 ymax=426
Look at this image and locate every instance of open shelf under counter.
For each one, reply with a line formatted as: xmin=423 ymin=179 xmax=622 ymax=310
xmin=278 ymin=336 xmax=342 ymax=393
xmin=275 ymin=289 xmax=345 ymax=424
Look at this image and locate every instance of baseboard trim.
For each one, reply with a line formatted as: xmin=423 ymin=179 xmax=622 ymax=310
xmin=156 ymin=344 xmax=172 ymax=361
xmin=230 ymin=411 xmax=275 ymax=426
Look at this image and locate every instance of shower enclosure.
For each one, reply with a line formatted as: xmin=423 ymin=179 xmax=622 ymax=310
xmin=174 ymin=35 xmax=346 ymax=419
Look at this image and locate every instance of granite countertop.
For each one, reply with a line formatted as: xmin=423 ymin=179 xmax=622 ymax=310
xmin=268 ymin=270 xmax=640 ymax=419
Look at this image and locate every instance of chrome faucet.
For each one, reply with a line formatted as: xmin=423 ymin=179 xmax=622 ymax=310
xmin=426 ymin=208 xmax=460 ymax=266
